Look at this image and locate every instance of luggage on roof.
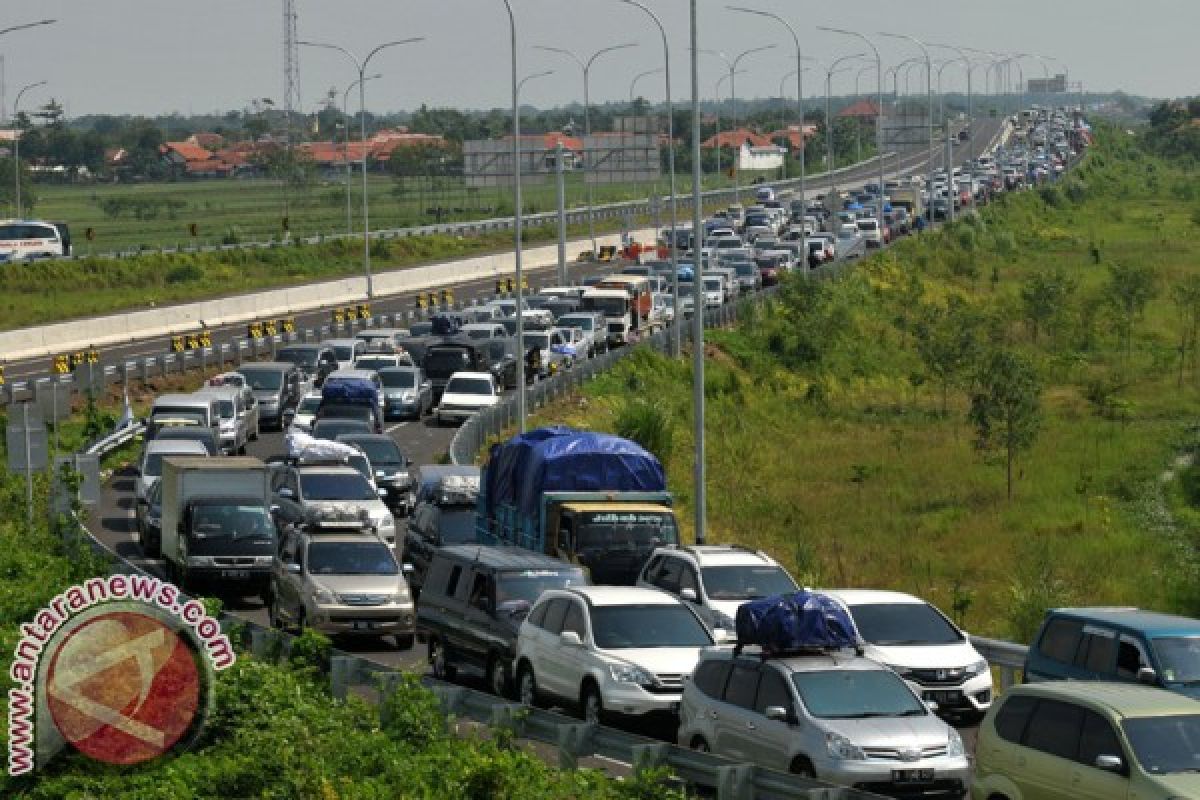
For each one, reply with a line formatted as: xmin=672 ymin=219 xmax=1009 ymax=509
xmin=320 ymin=377 xmax=378 ymax=405
xmin=735 ymin=590 xmax=861 ymax=655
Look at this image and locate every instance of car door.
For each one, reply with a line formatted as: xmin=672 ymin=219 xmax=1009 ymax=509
xmin=751 ymin=666 xmax=800 ymax=772
xmin=542 ymin=599 xmax=589 ymax=702
xmin=1072 ymin=709 xmax=1131 ymax=799
xmin=461 ymin=569 xmax=496 ymax=674
xmin=713 ymin=662 xmax=761 ymax=763
xmin=1016 ymin=698 xmax=1086 ymax=800
xmin=530 ymin=598 xmax=570 ymax=700
xmin=274 ymin=534 xmax=302 ymax=624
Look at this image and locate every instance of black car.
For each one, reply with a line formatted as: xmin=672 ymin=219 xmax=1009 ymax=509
xmin=311 ymin=417 xmax=373 ymax=441
xmin=336 ymin=433 xmax=414 ymax=514
xmin=276 ymin=344 xmax=339 ymax=387
xmin=416 ymin=546 xmax=589 ymax=697
xmin=135 ymin=479 xmax=164 ymax=556
xmin=314 ymin=401 xmax=383 ymax=434
xmin=422 ymin=338 xmax=493 ymax=399
xmin=483 ymin=338 xmax=518 ymax=390
xmin=404 ymin=503 xmax=479 ymax=594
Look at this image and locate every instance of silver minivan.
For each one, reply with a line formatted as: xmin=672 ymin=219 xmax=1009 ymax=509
xmin=194 ymin=385 xmax=257 ymax=455
xmin=148 ymin=394 xmax=220 ymax=441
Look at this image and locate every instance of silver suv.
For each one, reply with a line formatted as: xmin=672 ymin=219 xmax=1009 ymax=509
xmin=677 ymin=647 xmax=970 ymax=796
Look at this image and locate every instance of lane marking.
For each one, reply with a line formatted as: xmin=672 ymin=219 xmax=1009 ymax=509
xmin=386 ymin=422 xmax=408 ymax=433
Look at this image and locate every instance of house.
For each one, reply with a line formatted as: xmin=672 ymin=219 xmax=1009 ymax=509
xmin=700 ymin=128 xmax=774 ymax=150
xmin=766 ymin=124 xmax=818 ymax=150
xmin=738 ymin=144 xmax=786 ymax=171
xmin=836 ymin=100 xmax=881 ymax=120
xmin=187 ymin=132 xmax=225 ymax=150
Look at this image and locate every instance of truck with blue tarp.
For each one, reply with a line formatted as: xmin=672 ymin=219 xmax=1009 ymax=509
xmin=476 ymin=427 xmax=680 ymax=585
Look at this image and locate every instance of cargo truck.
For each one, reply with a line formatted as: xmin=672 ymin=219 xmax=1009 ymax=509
xmin=475 ymin=427 xmax=680 ymax=584
xmin=160 ymin=456 xmax=277 ymax=596
xmin=888 ymin=185 xmax=924 ymax=224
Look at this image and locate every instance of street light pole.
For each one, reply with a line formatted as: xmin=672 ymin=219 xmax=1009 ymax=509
xmin=627 ymin=67 xmax=663 ymax=242
xmin=824 ymin=55 xmax=865 ymax=206
xmin=342 ymin=73 xmax=381 ymax=235
xmin=13 ymin=80 xmax=46 ymax=218
xmin=881 ymin=33 xmax=934 ymax=192
xmin=299 ymin=37 xmax=424 ymax=300
xmin=617 ymin=0 xmax=680 ymax=358
xmin=702 ymin=45 xmax=776 ymax=204
xmin=726 ymin=7 xmax=808 ymax=207
xmin=713 ymin=70 xmax=746 ymax=183
xmin=535 ymin=42 xmax=637 ymax=257
xmin=854 ymin=64 xmax=875 ymax=163
xmin=689 ymin=0 xmax=705 ymax=545
xmin=819 ymin=28 xmax=883 ymax=229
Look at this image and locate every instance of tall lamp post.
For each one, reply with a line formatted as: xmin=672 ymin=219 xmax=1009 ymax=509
xmin=688 ymin=0 xmax=705 ymax=544
xmin=701 ymin=44 xmax=777 ymax=203
xmin=617 ymin=0 xmax=681 ymax=357
xmin=627 ymin=67 xmax=663 ymax=242
xmin=712 ymin=69 xmax=747 ymax=182
xmin=854 ymin=63 xmax=876 ymax=163
xmin=13 ymin=80 xmax=46 ymax=218
xmin=824 ymin=54 xmax=865 ymax=203
xmin=534 ymin=42 xmax=637 ymax=257
xmin=880 ymin=33 xmax=934 ymax=193
xmin=819 ymin=28 xmax=883 ymax=228
xmin=299 ymin=37 xmax=424 ymax=300
xmin=342 ymin=73 xmax=381 ymax=235
xmin=726 ymin=7 xmax=808 ymax=207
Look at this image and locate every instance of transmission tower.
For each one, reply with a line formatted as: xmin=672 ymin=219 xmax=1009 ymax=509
xmin=282 ymin=0 xmax=301 ymax=130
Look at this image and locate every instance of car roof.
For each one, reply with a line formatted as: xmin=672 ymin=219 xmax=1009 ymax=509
xmin=323 ymin=338 xmax=359 ymax=346
xmin=438 ymin=545 xmax=577 ymax=571
xmin=1047 ymin=607 xmax=1200 ymax=637
xmin=562 ymin=585 xmax=678 ymax=606
xmin=145 ymin=439 xmax=208 ymax=454
xmin=700 ymin=646 xmax=884 ymax=673
xmin=1007 ymin=681 xmax=1200 ymax=718
xmin=654 ymin=545 xmax=776 ymax=567
xmin=819 ymin=589 xmax=926 ymax=606
xmin=461 ymin=322 xmax=501 ymax=330
xmin=239 ymin=361 xmax=292 ymax=371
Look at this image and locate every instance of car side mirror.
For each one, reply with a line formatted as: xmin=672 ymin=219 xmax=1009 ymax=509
xmin=278 ymin=488 xmax=294 ymax=500
xmin=1136 ymin=666 xmax=1158 ymax=685
xmin=764 ymin=705 xmax=791 ymax=724
xmin=680 ymin=587 xmax=698 ymax=603
xmin=925 ymin=701 xmax=939 ymax=713
xmin=560 ymin=630 xmax=583 ymax=647
xmin=286 ymin=563 xmax=302 ymax=575
xmin=1094 ymin=754 xmax=1124 ymax=773
xmin=401 ymin=562 xmax=414 ymax=575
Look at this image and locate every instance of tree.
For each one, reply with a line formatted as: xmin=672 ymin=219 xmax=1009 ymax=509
xmin=915 ymin=295 xmax=983 ymax=414
xmin=969 ymin=349 xmax=1042 ymax=500
xmin=1019 ymin=267 xmax=1077 ymax=344
xmin=1171 ymin=275 xmax=1200 ymax=385
xmin=0 ymin=159 xmax=36 ymax=214
xmin=1103 ymin=262 xmax=1157 ymax=356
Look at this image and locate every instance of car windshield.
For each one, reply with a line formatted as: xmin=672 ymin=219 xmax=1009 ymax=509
xmin=700 ymin=565 xmax=797 ymax=601
xmin=735 ymin=264 xmax=756 ymax=276
xmin=465 ymin=328 xmax=491 ymax=340
xmin=213 ymin=400 xmax=235 ymax=419
xmin=380 ymin=370 xmax=416 ymax=389
xmin=346 ymin=438 xmax=404 ymax=467
xmin=445 ymin=377 xmax=492 ymax=395
xmin=576 ymin=511 xmax=679 ymax=551
xmin=1151 ymin=637 xmax=1200 ymax=685
xmin=240 ymin=369 xmax=282 ymax=390
xmin=425 ymin=350 xmax=472 ymax=374
xmin=278 ymin=348 xmax=317 ymax=368
xmin=848 ymin=602 xmax=963 ymax=646
xmin=583 ymin=297 xmax=628 ymax=316
xmin=792 ymin=670 xmax=926 ymax=719
xmin=559 ymin=316 xmax=592 ymax=331
xmin=590 ymin=604 xmax=713 ymax=649
xmin=307 ymin=541 xmax=397 ymax=576
xmin=525 ymin=333 xmax=550 ymax=350
xmin=332 ymin=345 xmax=355 ymax=362
xmin=355 ymin=358 xmax=392 ymax=370
xmin=299 ymin=472 xmax=377 ymax=501
xmin=703 ymin=278 xmax=722 ymax=291
xmin=497 ymin=568 xmax=588 ymax=606
xmin=433 ymin=508 xmax=477 ymax=544
xmin=313 ymin=420 xmax=370 ymax=439
xmin=297 ymin=396 xmax=322 ymax=414
xmin=190 ymin=504 xmax=275 ymax=550
xmin=1121 ymin=715 xmax=1200 ymax=775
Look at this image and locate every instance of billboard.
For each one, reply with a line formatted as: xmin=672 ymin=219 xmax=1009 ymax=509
xmin=462 ymin=139 xmax=551 ymax=187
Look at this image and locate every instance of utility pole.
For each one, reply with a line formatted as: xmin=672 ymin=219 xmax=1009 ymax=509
xmin=690 ymin=0 xmax=706 ymax=545
xmin=555 ymin=140 xmax=566 ymax=286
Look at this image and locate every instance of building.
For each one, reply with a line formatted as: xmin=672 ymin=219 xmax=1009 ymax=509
xmin=700 ymin=128 xmax=774 ymax=150
xmin=738 ymin=144 xmax=785 ymax=171
xmin=836 ymin=100 xmax=881 ymax=121
xmin=766 ymin=124 xmax=818 ymax=150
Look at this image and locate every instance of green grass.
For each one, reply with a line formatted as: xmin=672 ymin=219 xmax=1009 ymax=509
xmin=530 ymin=127 xmax=1200 ymax=642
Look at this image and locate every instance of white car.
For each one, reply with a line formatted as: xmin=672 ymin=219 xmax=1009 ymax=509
xmin=137 ymin=438 xmax=209 ymax=503
xmin=436 ymin=371 xmax=498 ymax=425
xmin=515 ymin=586 xmax=715 ymax=724
xmin=701 ymin=276 xmax=724 ymax=308
xmin=290 ymin=390 xmax=322 ymax=434
xmin=819 ymin=589 xmax=993 ymax=722
xmin=637 ymin=545 xmax=799 ymax=638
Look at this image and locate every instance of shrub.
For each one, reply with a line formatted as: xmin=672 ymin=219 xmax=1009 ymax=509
xmin=614 ymin=398 xmax=675 ymax=471
xmin=165 ymin=262 xmax=204 ymax=284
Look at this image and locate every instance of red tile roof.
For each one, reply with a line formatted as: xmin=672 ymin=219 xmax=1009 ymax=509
xmin=767 ymin=124 xmax=818 ymax=149
xmin=836 ymin=100 xmax=880 ymax=119
xmin=163 ymin=141 xmax=213 ymax=162
xmin=700 ymin=129 xmax=773 ymax=149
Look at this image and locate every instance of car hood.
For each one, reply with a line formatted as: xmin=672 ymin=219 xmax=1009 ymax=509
xmin=316 ymin=573 xmax=404 ymax=597
xmin=440 ymin=391 xmax=497 ymax=408
xmin=819 ymin=713 xmax=951 ymax=751
xmin=252 ymin=389 xmax=281 ymax=402
xmin=600 ymin=646 xmax=705 ymax=678
xmin=861 ymin=641 xmax=983 ymax=671
xmin=308 ymin=499 xmax=389 ymax=520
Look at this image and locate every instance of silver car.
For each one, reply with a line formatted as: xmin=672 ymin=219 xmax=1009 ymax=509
xmin=677 ymin=648 xmax=969 ymax=795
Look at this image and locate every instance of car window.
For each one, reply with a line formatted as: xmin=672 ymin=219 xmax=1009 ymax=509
xmin=991 ymin=694 xmax=1036 ymax=745
xmin=722 ymin=664 xmax=760 ymax=709
xmin=1076 ymin=628 xmax=1118 ymax=674
xmin=528 ymin=599 xmax=549 ymax=628
xmin=281 ymin=534 xmax=299 ymax=564
xmin=755 ymin=668 xmax=792 ymax=716
xmin=1024 ymin=699 xmax=1085 ymax=761
xmin=652 ymin=558 xmax=683 ymax=593
xmin=562 ymin=602 xmax=587 ymax=638
xmin=1116 ymin=637 xmax=1151 ymax=680
xmin=1038 ymin=617 xmax=1084 ymax=664
xmin=541 ymin=598 xmax=570 ymax=634
xmin=1079 ymin=710 xmax=1124 ymax=767
xmin=693 ymin=660 xmax=731 ymax=700
xmin=679 ymin=567 xmax=699 ymax=595
xmin=468 ymin=572 xmax=491 ymax=611
xmin=444 ymin=565 xmax=463 ymax=599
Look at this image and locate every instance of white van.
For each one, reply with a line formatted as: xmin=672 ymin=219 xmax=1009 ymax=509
xmin=148 ymin=394 xmax=221 ymax=441
xmin=0 ymin=219 xmax=71 ymax=262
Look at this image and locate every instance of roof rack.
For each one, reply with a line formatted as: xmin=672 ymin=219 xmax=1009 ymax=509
xmin=302 ymin=505 xmax=376 ymax=532
xmin=732 ymin=642 xmax=865 ymax=660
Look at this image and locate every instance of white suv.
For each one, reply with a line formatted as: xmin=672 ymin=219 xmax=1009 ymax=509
xmin=820 ymin=589 xmax=993 ymax=723
xmin=514 ymin=586 xmax=714 ymax=724
xmin=637 ymin=546 xmax=799 ymax=638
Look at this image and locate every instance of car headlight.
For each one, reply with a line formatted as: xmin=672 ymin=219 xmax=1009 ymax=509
xmin=965 ymin=659 xmax=989 ymax=677
xmin=186 ymin=556 xmax=213 ymax=568
xmin=608 ymin=663 xmax=655 ymax=685
xmin=312 ymin=584 xmax=337 ymax=604
xmin=947 ymin=728 xmax=965 ymax=758
xmin=392 ymin=588 xmax=412 ymax=604
xmin=379 ymin=513 xmax=396 ymax=532
xmin=826 ymin=732 xmax=866 ymax=761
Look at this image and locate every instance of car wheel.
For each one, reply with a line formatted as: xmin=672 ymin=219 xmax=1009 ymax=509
xmin=429 ymin=637 xmax=456 ymax=681
xmin=789 ymin=756 xmax=816 ymax=778
xmin=267 ymin=595 xmax=285 ymax=630
xmin=517 ymin=664 xmax=539 ymax=708
xmin=690 ymin=736 xmax=710 ymax=753
xmin=487 ymin=655 xmax=509 ymax=698
xmin=394 ymin=633 xmax=415 ymax=651
xmin=581 ymin=682 xmax=604 ymax=726
xmin=143 ymin=531 xmax=160 ymax=559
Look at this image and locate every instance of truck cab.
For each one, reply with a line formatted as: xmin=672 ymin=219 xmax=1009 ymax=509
xmin=549 ymin=502 xmax=679 ymax=586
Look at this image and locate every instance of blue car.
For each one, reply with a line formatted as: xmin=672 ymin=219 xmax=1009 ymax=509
xmin=1023 ymin=607 xmax=1200 ymax=699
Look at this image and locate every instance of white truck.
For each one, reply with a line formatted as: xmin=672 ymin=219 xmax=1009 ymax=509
xmin=160 ymin=456 xmax=277 ymax=597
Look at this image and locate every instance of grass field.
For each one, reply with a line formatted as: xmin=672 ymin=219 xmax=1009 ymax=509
xmin=526 ymin=128 xmax=1200 ymax=642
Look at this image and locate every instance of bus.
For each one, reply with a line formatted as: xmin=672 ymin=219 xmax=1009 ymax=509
xmin=0 ymin=219 xmax=71 ymax=262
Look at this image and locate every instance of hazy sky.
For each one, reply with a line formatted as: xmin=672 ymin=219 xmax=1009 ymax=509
xmin=0 ymin=1 xmax=1190 ymax=120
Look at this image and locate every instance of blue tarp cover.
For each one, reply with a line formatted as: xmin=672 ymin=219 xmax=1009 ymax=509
xmin=735 ymin=590 xmax=860 ymax=653
xmin=321 ymin=377 xmax=378 ymax=405
xmin=483 ymin=426 xmax=666 ymax=520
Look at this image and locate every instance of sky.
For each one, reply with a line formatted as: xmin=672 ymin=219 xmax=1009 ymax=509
xmin=0 ymin=1 xmax=1190 ymax=121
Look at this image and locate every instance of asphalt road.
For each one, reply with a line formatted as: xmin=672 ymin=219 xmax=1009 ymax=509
xmin=84 ymin=123 xmax=1007 ymax=754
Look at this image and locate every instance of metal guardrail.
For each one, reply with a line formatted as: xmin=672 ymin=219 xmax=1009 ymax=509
xmin=969 ymin=636 xmax=1028 ymax=689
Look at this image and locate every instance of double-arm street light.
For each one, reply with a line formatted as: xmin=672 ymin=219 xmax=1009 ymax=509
xmin=616 ymin=0 xmax=681 ymax=356
xmin=13 ymin=80 xmax=47 ymax=218
xmin=299 ymin=37 xmax=425 ymax=300
xmin=726 ymin=7 xmax=809 ymax=207
xmin=534 ymin=42 xmax=637 ymax=256
xmin=819 ymin=27 xmax=883 ymax=228
xmin=342 ymin=73 xmax=381 ymax=235
xmin=824 ymin=54 xmax=865 ymax=204
xmin=702 ymin=44 xmax=777 ymax=202
xmin=712 ymin=68 xmax=747 ymax=181
xmin=880 ymin=32 xmax=934 ymax=188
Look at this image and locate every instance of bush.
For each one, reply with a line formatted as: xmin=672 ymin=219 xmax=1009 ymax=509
xmin=165 ymin=262 xmax=203 ymax=284
xmin=614 ymin=398 xmax=675 ymax=472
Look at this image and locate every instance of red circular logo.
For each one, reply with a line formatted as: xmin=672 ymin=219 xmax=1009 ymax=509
xmin=45 ymin=610 xmax=201 ymax=765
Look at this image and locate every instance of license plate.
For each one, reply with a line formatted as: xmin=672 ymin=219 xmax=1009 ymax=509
xmin=220 ymin=569 xmax=250 ymax=579
xmin=352 ymin=620 xmax=380 ymax=631
xmin=892 ymin=769 xmax=934 ymax=784
xmin=923 ymin=690 xmax=962 ymax=704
